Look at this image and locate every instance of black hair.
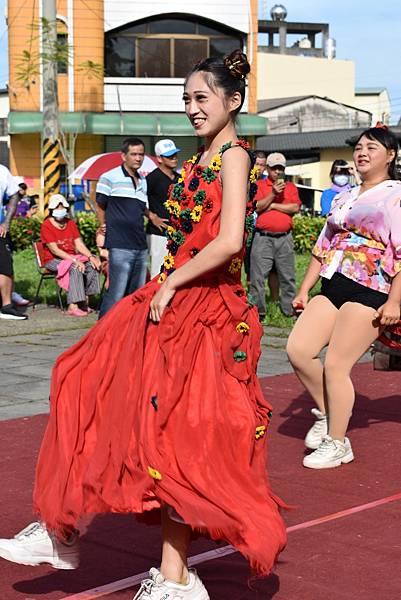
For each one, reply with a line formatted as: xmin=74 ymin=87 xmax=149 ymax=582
xmin=255 ymin=150 xmax=267 ymax=160
xmin=329 ymin=159 xmax=349 ymax=179
xmin=18 ymin=182 xmax=27 ymax=190
xmin=354 ymin=126 xmax=399 ymax=180
xmin=121 ymin=137 xmax=145 ymax=154
xmin=186 ymin=49 xmax=250 ymax=116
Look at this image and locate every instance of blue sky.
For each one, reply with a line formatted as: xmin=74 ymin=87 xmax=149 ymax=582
xmin=1 ymin=0 xmax=400 ymax=123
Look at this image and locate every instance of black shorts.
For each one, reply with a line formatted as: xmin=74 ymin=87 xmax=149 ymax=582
xmin=319 ymin=272 xmax=387 ymax=310
xmin=0 ymin=233 xmax=13 ymax=277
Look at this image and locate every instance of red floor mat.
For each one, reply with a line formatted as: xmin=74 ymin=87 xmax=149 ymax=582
xmin=0 ymin=362 xmax=400 ymax=599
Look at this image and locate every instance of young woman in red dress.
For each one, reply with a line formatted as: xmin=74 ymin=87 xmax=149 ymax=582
xmin=0 ymin=50 xmax=286 ymax=599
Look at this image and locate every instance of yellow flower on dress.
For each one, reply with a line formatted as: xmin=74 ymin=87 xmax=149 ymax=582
xmin=148 ymin=466 xmax=162 ymax=480
xmin=210 ymin=154 xmax=222 ymax=172
xmin=164 ymin=254 xmax=175 ymax=269
xmin=166 ymin=226 xmax=176 ymax=238
xmin=187 ymin=154 xmax=197 ymax=164
xmin=158 ymin=272 xmax=167 ymax=284
xmin=180 ymin=167 xmax=187 ymax=180
xmin=228 ymin=257 xmax=242 ymax=274
xmin=249 ymin=166 xmax=258 ymax=183
xmin=165 ymin=200 xmax=180 ymax=217
xmin=236 ymin=321 xmax=250 ymax=334
xmin=255 ymin=425 xmax=266 ymax=440
xmin=190 ymin=205 xmax=203 ymax=222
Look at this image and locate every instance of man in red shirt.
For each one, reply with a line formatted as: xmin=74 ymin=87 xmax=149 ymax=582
xmin=250 ymin=152 xmax=301 ymax=319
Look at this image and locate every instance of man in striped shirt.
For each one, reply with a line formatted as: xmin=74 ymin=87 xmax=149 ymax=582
xmin=96 ymin=137 xmax=166 ymax=317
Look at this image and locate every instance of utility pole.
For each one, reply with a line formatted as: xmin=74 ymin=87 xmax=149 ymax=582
xmin=42 ymin=0 xmax=61 ymax=211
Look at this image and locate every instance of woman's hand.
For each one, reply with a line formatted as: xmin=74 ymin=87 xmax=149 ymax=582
xmin=149 ymin=281 xmax=176 ymax=322
xmin=292 ymin=290 xmax=309 ymax=314
xmin=89 ymin=255 xmax=101 ymax=270
xmin=374 ymin=300 xmax=401 ymax=326
xmin=74 ymin=259 xmax=86 ymax=273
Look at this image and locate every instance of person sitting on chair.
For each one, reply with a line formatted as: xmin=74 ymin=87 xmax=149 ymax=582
xmin=40 ymin=194 xmax=101 ymax=316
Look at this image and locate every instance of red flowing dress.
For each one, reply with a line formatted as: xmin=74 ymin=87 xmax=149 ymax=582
xmin=34 ymin=141 xmax=287 ymax=576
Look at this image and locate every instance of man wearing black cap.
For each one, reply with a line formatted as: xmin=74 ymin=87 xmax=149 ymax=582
xmin=146 ymin=139 xmax=180 ymax=278
xmin=250 ymin=152 xmax=301 ymax=320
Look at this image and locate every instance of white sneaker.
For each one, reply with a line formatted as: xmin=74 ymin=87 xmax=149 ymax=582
xmin=303 ymin=435 xmax=354 ymax=469
xmin=133 ymin=567 xmax=210 ymax=599
xmin=0 ymin=522 xmax=79 ymax=569
xmin=304 ymin=408 xmax=328 ymax=449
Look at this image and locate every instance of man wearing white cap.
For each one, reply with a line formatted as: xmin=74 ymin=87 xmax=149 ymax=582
xmin=250 ymin=152 xmax=301 ymax=320
xmin=146 ymin=139 xmax=180 ymax=278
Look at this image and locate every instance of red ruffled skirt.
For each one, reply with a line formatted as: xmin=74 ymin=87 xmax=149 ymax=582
xmin=33 ymin=276 xmax=287 ymax=575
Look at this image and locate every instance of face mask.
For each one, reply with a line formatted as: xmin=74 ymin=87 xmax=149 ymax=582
xmin=52 ymin=208 xmax=67 ymax=219
xmin=333 ymin=174 xmax=349 ymax=187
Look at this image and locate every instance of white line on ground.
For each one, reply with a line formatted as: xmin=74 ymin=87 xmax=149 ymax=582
xmin=63 ymin=491 xmax=401 ymax=599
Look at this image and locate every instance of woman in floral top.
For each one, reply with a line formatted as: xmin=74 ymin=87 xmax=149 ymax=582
xmin=287 ymin=125 xmax=401 ymax=470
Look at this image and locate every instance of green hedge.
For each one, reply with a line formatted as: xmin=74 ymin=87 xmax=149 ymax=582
xmin=9 ymin=212 xmax=100 ymax=253
xmin=9 ymin=212 xmax=326 ymax=254
xmin=292 ymin=214 xmax=326 ymax=253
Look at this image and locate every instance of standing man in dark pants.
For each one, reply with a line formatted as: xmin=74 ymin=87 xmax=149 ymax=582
xmin=0 ymin=165 xmax=28 ymax=320
xmin=250 ymin=152 xmax=301 ymax=320
xmin=96 ymin=137 xmax=165 ymax=318
xmin=146 ymin=139 xmax=180 ymax=278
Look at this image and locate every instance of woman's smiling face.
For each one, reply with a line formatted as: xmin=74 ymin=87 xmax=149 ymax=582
xmin=183 ymin=72 xmax=235 ymax=138
xmin=353 ymin=134 xmax=395 ymax=180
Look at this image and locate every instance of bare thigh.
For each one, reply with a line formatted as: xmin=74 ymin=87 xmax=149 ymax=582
xmin=287 ymin=295 xmax=338 ymax=362
xmin=324 ymin=301 xmax=382 ymax=372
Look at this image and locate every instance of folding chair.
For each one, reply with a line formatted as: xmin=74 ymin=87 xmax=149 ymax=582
xmin=32 ymin=241 xmax=65 ymax=311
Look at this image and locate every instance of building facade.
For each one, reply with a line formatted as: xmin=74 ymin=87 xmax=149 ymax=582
xmin=7 ymin=0 xmax=263 ymax=196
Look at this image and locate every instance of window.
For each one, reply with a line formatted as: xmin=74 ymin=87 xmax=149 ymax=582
xmin=105 ymin=15 xmax=243 ymax=78
xmin=138 ymin=39 xmax=170 ymax=77
xmin=148 ymin=19 xmax=196 ymax=34
xmin=174 ymin=39 xmax=208 ymax=77
xmin=105 ymin=36 xmax=135 ymax=76
xmin=57 ymin=33 xmax=68 ymax=74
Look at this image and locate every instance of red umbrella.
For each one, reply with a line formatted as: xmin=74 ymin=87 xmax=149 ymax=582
xmin=70 ymin=152 xmax=158 ymax=180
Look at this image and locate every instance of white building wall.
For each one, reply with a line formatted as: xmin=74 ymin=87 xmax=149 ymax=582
xmin=354 ymin=90 xmax=390 ymax=126
xmin=257 ymin=53 xmax=356 ymax=107
xmin=104 ymin=0 xmax=249 ymax=34
xmin=104 ymin=78 xmax=249 ymax=112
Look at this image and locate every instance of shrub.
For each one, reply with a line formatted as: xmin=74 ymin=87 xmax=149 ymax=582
xmin=9 ymin=216 xmax=43 ymax=251
xmin=75 ymin=212 xmax=100 ymax=253
xmin=292 ymin=215 xmax=326 ymax=253
xmin=9 ymin=211 xmax=100 ymax=253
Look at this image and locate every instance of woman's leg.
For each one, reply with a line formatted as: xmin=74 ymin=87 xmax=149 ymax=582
xmin=323 ymin=302 xmax=381 ymax=441
xmin=81 ymin=263 xmax=100 ymax=308
xmin=66 ymin=266 xmax=86 ymax=307
xmin=160 ymin=506 xmax=191 ymax=584
xmin=286 ymin=295 xmax=338 ymax=413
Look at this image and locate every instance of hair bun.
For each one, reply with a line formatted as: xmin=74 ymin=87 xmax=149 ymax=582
xmin=223 ymin=49 xmax=250 ymax=81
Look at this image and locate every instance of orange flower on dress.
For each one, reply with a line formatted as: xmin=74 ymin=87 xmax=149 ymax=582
xmin=228 ymin=257 xmax=242 ymax=274
xmin=236 ymin=321 xmax=250 ymax=334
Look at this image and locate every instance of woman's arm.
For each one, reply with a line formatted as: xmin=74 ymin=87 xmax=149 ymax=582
xmin=46 ymin=242 xmax=78 ymax=262
xmin=149 ymin=147 xmax=250 ymax=321
xmin=74 ymin=237 xmax=101 ymax=270
xmin=375 ymin=270 xmax=401 ymax=326
xmin=292 ymin=255 xmax=322 ymax=309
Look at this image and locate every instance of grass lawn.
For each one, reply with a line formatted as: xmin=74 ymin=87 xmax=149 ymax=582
xmin=13 ymin=249 xmax=319 ymax=327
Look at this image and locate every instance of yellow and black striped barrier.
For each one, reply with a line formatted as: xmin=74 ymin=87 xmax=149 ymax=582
xmin=43 ymin=137 xmax=61 ymax=212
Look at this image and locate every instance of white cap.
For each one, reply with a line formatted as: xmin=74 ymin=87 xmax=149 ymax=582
xmin=48 ymin=193 xmax=69 ymax=209
xmin=154 ymin=139 xmax=181 ymax=157
xmin=266 ymin=152 xmax=286 ymax=168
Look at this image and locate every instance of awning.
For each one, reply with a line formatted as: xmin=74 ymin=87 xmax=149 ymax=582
xmin=8 ymin=111 xmax=268 ymax=136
